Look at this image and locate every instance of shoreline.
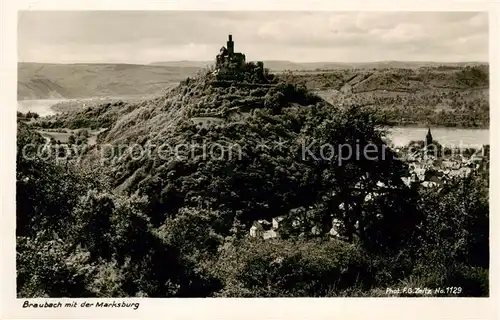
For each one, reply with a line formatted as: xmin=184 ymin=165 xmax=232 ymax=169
xmin=380 ymin=123 xmax=490 ymax=130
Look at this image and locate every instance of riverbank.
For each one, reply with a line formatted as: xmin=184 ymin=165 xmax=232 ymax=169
xmin=386 ymin=126 xmax=489 ymax=147
xmin=17 ymin=94 xmax=158 ymax=117
xmin=381 ymin=122 xmax=489 ymax=130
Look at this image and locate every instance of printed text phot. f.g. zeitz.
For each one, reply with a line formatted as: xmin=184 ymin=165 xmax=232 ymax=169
xmin=16 ymin=11 xmax=489 ymax=298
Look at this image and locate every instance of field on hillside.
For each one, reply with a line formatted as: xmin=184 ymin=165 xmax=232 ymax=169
xmin=279 ymin=65 xmax=489 ymax=128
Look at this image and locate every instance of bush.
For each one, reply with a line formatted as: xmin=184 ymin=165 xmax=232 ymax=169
xmin=445 ymin=265 xmax=489 ymax=296
xmin=210 ymin=238 xmax=374 ymax=297
xmin=409 ymin=168 xmax=489 ymax=296
xmin=17 ymin=235 xmax=95 ymax=297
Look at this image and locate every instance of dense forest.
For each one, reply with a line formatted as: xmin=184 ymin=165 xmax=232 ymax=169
xmin=16 ymin=65 xmax=489 ymax=297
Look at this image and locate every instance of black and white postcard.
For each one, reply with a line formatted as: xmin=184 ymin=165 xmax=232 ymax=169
xmin=1 ymin=1 xmax=498 ymax=319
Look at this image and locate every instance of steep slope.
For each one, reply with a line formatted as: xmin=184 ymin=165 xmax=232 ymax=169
xmin=61 ymin=65 xmax=416 ymax=249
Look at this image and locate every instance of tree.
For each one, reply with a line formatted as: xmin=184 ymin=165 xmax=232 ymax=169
xmin=413 ymin=166 xmax=489 ymax=296
xmin=292 ymin=105 xmax=422 ymax=253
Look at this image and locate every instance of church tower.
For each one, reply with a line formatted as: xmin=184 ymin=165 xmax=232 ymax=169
xmin=425 ymin=127 xmax=433 ymax=146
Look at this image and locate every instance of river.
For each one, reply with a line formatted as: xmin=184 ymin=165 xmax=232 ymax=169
xmin=386 ymin=126 xmax=489 ymax=147
xmin=18 ymin=99 xmax=490 ymax=147
xmin=17 ymin=99 xmax=67 ymax=117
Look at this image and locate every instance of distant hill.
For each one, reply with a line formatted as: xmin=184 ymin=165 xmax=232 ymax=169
xmin=150 ymin=60 xmax=487 ymax=71
xmin=150 ymin=60 xmax=310 ymax=71
xmin=278 ymin=64 xmax=489 ymax=92
xmin=149 ymin=61 xmax=213 ymax=68
xmin=18 ymin=62 xmax=201 ymax=100
xmin=19 ymin=61 xmax=488 ymax=101
xmin=281 ymin=65 xmax=489 ymax=128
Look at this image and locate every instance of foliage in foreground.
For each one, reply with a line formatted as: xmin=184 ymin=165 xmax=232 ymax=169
xmin=16 ymin=125 xmax=489 ymax=297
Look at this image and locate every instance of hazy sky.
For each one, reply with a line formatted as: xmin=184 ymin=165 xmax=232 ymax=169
xmin=18 ymin=11 xmax=488 ymax=64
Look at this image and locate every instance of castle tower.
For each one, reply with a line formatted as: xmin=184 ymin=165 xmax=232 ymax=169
xmin=425 ymin=127 xmax=433 ymax=146
xmin=227 ymin=34 xmax=234 ymax=56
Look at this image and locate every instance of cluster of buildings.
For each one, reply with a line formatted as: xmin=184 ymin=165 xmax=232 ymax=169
xmin=399 ymin=129 xmax=488 ymax=188
xmin=402 ymin=154 xmax=482 ymax=188
xmin=249 ymin=214 xmax=345 ymax=240
xmin=250 ymin=217 xmax=282 ymax=239
xmin=248 ymin=130 xmax=488 ymax=240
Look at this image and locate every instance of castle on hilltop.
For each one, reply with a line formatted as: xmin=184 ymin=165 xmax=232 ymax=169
xmin=212 ymin=34 xmax=266 ymax=83
xmin=216 ymin=34 xmax=246 ymax=69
